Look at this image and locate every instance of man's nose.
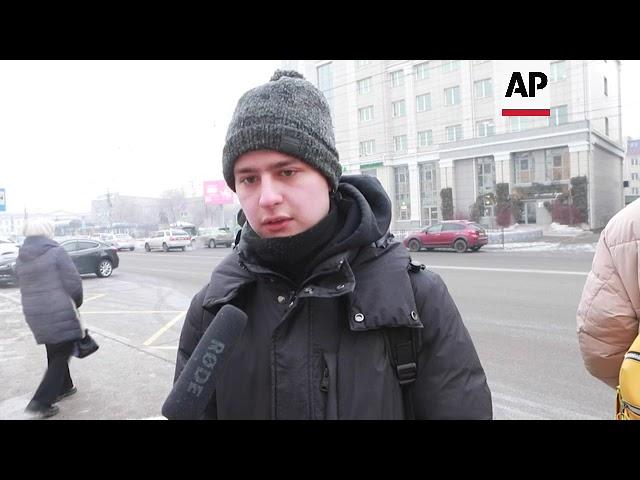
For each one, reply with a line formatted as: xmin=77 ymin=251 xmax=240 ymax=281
xmin=258 ymin=177 xmax=283 ymax=208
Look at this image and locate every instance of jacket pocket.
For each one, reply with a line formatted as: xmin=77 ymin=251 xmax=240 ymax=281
xmin=320 ymin=351 xmax=338 ymax=420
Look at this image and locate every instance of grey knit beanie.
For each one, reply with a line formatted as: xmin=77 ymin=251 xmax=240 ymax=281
xmin=222 ymin=69 xmax=341 ymax=192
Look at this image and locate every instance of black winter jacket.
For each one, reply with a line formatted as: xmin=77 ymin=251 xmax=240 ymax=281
xmin=175 ymin=179 xmax=492 ymax=419
xmin=16 ymin=236 xmax=83 ymax=345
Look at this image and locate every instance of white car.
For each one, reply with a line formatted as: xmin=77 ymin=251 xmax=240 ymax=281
xmin=144 ymin=229 xmax=190 ymax=252
xmin=113 ymin=234 xmax=136 ymax=251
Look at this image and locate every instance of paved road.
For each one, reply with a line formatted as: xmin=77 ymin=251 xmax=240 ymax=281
xmin=0 ymin=244 xmax=613 ymax=419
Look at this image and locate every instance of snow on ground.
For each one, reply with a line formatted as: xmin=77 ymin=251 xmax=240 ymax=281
xmin=546 ymin=222 xmax=589 ymax=235
xmin=484 ymin=241 xmax=595 ymax=252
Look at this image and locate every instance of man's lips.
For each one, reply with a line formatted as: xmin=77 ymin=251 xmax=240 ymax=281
xmin=262 ymin=216 xmax=292 ymax=225
xmin=261 ymin=217 xmax=292 ymax=233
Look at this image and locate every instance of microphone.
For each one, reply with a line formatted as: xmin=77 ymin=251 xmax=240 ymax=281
xmin=162 ymin=304 xmax=248 ymax=420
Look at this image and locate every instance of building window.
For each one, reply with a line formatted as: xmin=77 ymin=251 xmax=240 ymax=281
xmin=444 ymin=86 xmax=460 ymax=106
xmin=416 ymin=93 xmax=432 ymax=112
xmin=445 ymin=124 xmax=462 ymax=142
xmin=545 ymin=147 xmax=570 ymax=181
xmin=474 ymin=78 xmax=493 ymax=99
xmin=549 ymin=105 xmax=568 ymax=126
xmin=357 ymin=77 xmax=371 ymax=95
xmin=514 ymin=152 xmax=534 ymax=184
xmin=392 ymin=100 xmax=406 ymax=118
xmin=633 ymin=188 xmax=639 ymax=195
xmin=394 ymin=166 xmax=411 ymax=220
xmin=355 ymin=60 xmax=371 ymax=68
xmin=414 ymin=62 xmax=430 ymax=80
xmin=509 ymin=116 xmax=533 ymax=132
xmin=360 ymin=167 xmax=377 ymax=178
xmin=419 ymin=162 xmax=438 ymax=224
xmin=476 ymin=119 xmax=495 ymax=137
xmin=604 ymin=76 xmax=608 ymax=96
xmin=359 ymin=140 xmax=375 ymax=157
xmin=477 ymin=156 xmax=496 ymax=195
xmin=390 ymin=70 xmax=404 ymax=88
xmin=605 ymin=117 xmax=610 ymax=136
xmin=442 ymin=60 xmax=460 ymax=73
xmin=550 ymin=61 xmax=567 ymax=82
xmin=632 ymin=173 xmax=639 ymax=180
xmin=417 ymin=130 xmax=433 ymax=147
xmin=393 ymin=135 xmax=407 ymax=152
xmin=632 ymin=158 xmax=639 ymax=166
xmin=358 ymin=106 xmax=374 ymax=123
xmin=316 ymin=63 xmax=333 ymax=112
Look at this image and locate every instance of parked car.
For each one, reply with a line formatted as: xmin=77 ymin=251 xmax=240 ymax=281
xmin=144 ymin=229 xmax=191 ymax=252
xmin=58 ymin=238 xmax=120 ymax=277
xmin=0 ymin=252 xmax=18 ymax=286
xmin=0 ymin=238 xmax=19 ymax=256
xmin=196 ymin=227 xmax=234 ymax=248
xmin=8 ymin=235 xmax=25 ymax=247
xmin=402 ymin=221 xmax=488 ymax=253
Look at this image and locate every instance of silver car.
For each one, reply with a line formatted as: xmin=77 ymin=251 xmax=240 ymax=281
xmin=198 ymin=227 xmax=234 ymax=248
xmin=113 ymin=234 xmax=136 ymax=251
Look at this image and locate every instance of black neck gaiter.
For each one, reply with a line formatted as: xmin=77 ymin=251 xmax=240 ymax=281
xmin=242 ymin=200 xmax=340 ymax=286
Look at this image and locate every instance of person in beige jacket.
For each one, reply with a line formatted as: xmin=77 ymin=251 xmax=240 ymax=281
xmin=577 ymin=199 xmax=640 ymax=388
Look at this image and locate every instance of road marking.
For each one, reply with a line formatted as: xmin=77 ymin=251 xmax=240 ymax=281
xmin=143 ymin=311 xmax=187 ymax=346
xmin=80 ymin=310 xmax=185 ymax=314
xmin=427 ymin=265 xmax=589 ymax=276
xmin=0 ymin=293 xmax=104 ymax=312
xmin=83 ymin=325 xmax=132 ymax=344
xmin=122 ymin=266 xmax=213 ymax=274
xmin=492 ymin=391 xmax=601 ymax=420
xmin=84 ymin=293 xmax=106 ymax=303
xmin=0 ymin=293 xmax=22 ymax=305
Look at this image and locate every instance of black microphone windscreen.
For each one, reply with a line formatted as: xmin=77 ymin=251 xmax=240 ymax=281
xmin=162 ymin=304 xmax=247 ymax=420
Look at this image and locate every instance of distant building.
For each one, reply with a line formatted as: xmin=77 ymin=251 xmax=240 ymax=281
xmin=624 ymin=137 xmax=640 ymax=205
xmin=90 ymin=193 xmax=240 ymax=231
xmin=0 ymin=210 xmax=91 ymax=237
xmin=292 ymin=60 xmax=625 ymax=231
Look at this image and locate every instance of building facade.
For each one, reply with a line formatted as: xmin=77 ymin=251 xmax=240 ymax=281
xmin=289 ymin=60 xmax=625 ymax=231
xmin=624 ymin=137 xmax=640 ymax=205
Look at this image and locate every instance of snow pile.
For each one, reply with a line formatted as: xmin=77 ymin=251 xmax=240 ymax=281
xmin=547 ymin=222 xmax=588 ymax=235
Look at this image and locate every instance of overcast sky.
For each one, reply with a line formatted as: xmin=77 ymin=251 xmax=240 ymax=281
xmin=1 ymin=59 xmax=639 ymax=215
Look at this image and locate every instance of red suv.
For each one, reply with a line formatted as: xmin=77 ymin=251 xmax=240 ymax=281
xmin=402 ymin=221 xmax=488 ymax=253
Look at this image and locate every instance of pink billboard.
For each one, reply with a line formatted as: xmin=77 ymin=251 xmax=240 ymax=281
xmin=203 ymin=180 xmax=235 ymax=205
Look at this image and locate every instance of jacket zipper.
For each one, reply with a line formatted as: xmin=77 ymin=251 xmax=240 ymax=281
xmin=320 ymin=365 xmax=330 ymax=392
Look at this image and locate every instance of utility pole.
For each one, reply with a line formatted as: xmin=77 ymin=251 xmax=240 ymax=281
xmin=106 ymin=190 xmax=113 ymax=229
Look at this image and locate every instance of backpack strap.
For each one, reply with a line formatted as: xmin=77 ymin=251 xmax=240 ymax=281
xmin=385 ymin=258 xmax=425 ymax=419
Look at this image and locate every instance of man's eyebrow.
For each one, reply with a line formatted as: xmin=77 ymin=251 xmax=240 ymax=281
xmin=235 ymin=159 xmax=301 ymax=174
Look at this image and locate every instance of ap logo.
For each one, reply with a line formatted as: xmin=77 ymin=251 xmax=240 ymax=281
xmin=498 ymin=61 xmax=550 ymax=117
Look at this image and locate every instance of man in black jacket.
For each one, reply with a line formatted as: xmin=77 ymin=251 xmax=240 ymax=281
xmin=174 ymin=69 xmax=492 ymax=419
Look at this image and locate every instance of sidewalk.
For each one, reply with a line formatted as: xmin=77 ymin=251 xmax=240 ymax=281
xmin=484 ymin=223 xmax=599 ymax=252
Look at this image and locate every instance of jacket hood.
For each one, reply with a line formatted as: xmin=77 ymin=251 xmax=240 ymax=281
xmin=17 ymin=236 xmax=59 ymax=262
xmin=331 ymin=174 xmax=392 ymax=253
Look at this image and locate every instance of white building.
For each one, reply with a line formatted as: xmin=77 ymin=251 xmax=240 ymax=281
xmin=289 ymin=60 xmax=625 ymax=231
xmin=624 ymin=137 xmax=640 ymax=205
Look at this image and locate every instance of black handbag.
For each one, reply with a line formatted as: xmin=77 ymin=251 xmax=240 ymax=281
xmin=73 ymin=329 xmax=99 ymax=358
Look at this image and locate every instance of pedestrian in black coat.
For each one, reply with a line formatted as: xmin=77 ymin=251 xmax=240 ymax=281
xmin=16 ymin=219 xmax=83 ymax=418
xmin=174 ymin=70 xmax=492 ymax=419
